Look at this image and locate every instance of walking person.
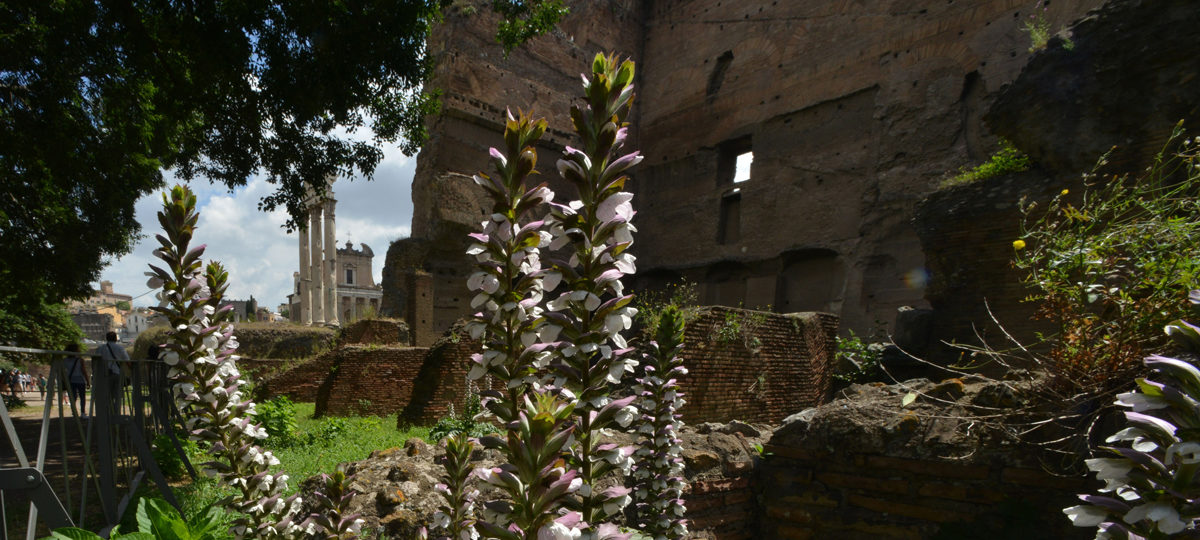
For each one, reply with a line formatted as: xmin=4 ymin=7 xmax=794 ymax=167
xmin=37 ymin=374 xmax=46 ymax=399
xmin=95 ymin=331 xmax=129 ymax=416
xmin=63 ymin=343 xmax=90 ymax=415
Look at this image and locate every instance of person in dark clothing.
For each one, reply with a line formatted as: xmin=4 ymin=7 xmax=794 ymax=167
xmin=63 ymin=343 xmax=90 ymax=415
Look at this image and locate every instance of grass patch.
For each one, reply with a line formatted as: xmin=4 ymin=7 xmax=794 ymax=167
xmin=941 ymin=140 xmax=1031 ymax=188
xmin=273 ymin=403 xmax=430 ymax=483
xmin=171 ymin=402 xmax=430 ymax=523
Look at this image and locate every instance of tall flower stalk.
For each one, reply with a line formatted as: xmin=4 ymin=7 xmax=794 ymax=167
xmin=430 ymin=434 xmax=480 ymax=539
xmin=632 ymin=306 xmax=688 ymax=539
xmin=542 ymin=52 xmax=643 ymax=534
xmin=463 ymin=111 xmax=581 ymax=539
xmin=148 ymin=185 xmax=302 ymax=539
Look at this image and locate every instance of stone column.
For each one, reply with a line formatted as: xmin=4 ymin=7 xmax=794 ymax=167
xmin=298 ymin=217 xmax=312 ymax=325
xmin=350 ymin=294 xmax=358 ymax=322
xmin=323 ymin=197 xmax=339 ymax=326
xmin=310 ymin=204 xmax=324 ymax=325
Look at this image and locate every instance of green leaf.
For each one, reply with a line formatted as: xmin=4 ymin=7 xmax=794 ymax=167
xmin=186 ymin=503 xmax=225 ymax=540
xmin=47 ymin=528 xmax=104 ymax=540
xmin=140 ymin=497 xmax=189 ymax=540
xmin=902 ymin=392 xmax=918 ymax=407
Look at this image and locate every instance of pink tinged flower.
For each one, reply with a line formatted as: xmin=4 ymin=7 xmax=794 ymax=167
xmin=489 ymin=147 xmax=507 ymax=168
xmin=549 ymin=233 xmax=571 ymax=251
xmin=563 ymin=146 xmax=592 ymax=169
xmin=596 ymin=192 xmax=635 ymax=224
xmin=1085 ymin=458 xmax=1133 ymax=481
xmin=543 ymin=271 xmax=563 ymax=292
xmin=1124 ymin=502 xmax=1186 ymax=534
xmin=1165 ymin=441 xmax=1200 ymax=466
xmin=538 ymin=321 xmax=564 ymax=343
xmin=1105 ymin=427 xmax=1158 ymax=452
xmin=467 ymin=321 xmax=486 ymax=340
xmin=1116 ymin=391 xmax=1168 ymax=412
xmin=615 ymin=252 xmax=637 ymax=274
xmin=615 ymin=405 xmax=638 ymax=427
xmin=146 ymin=274 xmax=165 ymax=289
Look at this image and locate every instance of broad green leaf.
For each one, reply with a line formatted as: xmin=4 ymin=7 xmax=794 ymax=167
xmin=47 ymin=528 xmax=103 ymax=540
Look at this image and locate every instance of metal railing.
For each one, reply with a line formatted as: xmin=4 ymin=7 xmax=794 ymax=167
xmin=0 ymin=345 xmax=192 ymax=539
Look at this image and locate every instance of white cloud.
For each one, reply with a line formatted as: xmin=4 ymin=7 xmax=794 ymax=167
xmin=100 ymin=143 xmax=416 ymax=311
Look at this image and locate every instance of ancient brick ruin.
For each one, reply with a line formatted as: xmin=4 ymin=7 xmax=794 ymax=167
xmin=261 ymin=307 xmax=837 ymax=425
xmin=380 ymin=0 xmax=1105 ymax=344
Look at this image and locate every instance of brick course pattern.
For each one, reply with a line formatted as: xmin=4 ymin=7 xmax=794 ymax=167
xmin=398 ymin=324 xmax=484 ymax=426
xmin=315 ymin=346 xmax=430 ymax=417
xmin=756 ymin=446 xmax=1094 ymax=539
xmin=678 ymin=307 xmax=838 ymax=424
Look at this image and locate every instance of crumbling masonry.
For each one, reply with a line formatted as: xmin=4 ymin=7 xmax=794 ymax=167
xmin=380 ymin=0 xmax=1105 ymax=342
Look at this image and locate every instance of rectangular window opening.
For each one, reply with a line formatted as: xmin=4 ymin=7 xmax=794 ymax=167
xmin=733 ymin=151 xmax=753 ymax=183
xmin=345 ymin=269 xmax=355 ymax=285
xmin=717 ymin=136 xmax=753 ymax=187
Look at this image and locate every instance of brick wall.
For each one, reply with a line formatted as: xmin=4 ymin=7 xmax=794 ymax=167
xmin=263 ymin=308 xmax=838 ymax=425
xmin=258 ymin=353 xmax=337 ymax=403
xmin=756 ymin=445 xmax=1093 ymax=539
xmin=315 ymin=346 xmax=430 ymax=417
xmin=679 ymin=307 xmax=838 ymax=424
xmin=399 ymin=324 xmax=483 ymax=426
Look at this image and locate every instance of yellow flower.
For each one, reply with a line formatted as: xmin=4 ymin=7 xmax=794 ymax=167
xmin=1013 ymin=239 xmax=1027 ymax=250
xmin=1061 ymin=189 xmax=1069 ymax=196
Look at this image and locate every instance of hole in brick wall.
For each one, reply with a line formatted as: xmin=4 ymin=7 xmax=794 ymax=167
xmin=706 ymin=50 xmax=734 ymax=96
xmin=717 ymin=136 xmax=752 ymax=187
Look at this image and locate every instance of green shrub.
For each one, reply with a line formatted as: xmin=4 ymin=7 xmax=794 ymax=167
xmin=151 ymin=434 xmax=201 ymax=480
xmin=633 ymin=280 xmax=699 ymax=339
xmin=300 ymin=416 xmax=350 ymax=446
xmin=942 ymin=140 xmax=1031 ymax=188
xmin=255 ymin=395 xmax=298 ymax=447
xmin=1015 ymin=122 xmax=1200 ymax=392
xmin=429 ymin=392 xmax=495 ymax=443
xmin=832 ymin=330 xmax=885 ymax=384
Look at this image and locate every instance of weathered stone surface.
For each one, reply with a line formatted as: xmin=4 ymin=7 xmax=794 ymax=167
xmin=760 ymin=375 xmax=1094 ymax=539
xmin=302 ymin=422 xmax=774 ymax=539
xmin=987 ymin=0 xmax=1200 ymax=176
xmin=390 ymin=0 xmax=1105 ymax=339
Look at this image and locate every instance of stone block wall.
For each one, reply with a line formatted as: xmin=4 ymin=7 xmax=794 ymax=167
xmin=678 ymin=307 xmax=838 ymax=424
xmin=339 ymin=318 xmax=411 ymax=346
xmin=315 ymin=346 xmax=430 ymax=417
xmin=756 ymin=446 xmax=1092 ymax=539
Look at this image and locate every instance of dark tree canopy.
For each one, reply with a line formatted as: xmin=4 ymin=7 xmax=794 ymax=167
xmin=0 ymin=0 xmax=565 ymax=317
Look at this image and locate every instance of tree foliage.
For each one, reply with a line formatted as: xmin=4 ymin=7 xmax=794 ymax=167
xmin=0 ymin=0 xmax=565 ymax=315
xmin=0 ymin=298 xmax=84 ymax=352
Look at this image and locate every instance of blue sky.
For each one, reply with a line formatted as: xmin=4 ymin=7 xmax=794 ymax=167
xmin=100 ymin=142 xmax=417 ymax=310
